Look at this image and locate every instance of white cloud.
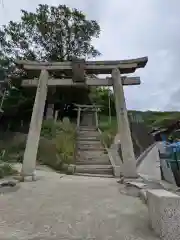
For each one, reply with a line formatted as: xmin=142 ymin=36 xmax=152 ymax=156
xmin=0 ymin=0 xmax=180 ymax=111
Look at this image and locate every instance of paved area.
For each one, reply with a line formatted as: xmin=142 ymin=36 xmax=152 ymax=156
xmin=138 ymin=144 xmax=161 ymax=181
xmin=0 ymin=170 xmax=159 ymax=240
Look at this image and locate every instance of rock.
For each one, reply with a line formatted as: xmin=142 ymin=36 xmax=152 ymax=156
xmin=0 ymin=181 xmax=16 ymax=188
xmin=139 ymin=189 xmax=147 ymax=204
xmin=117 ymin=176 xmax=124 ymax=184
xmin=67 ymin=164 xmax=76 ymax=175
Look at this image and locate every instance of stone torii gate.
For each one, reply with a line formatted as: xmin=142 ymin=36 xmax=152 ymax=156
xmin=15 ymin=57 xmax=148 ymax=179
xmin=74 ymin=104 xmax=102 ymax=128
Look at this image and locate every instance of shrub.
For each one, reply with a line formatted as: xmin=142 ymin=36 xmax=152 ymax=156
xmin=55 ymin=119 xmax=76 ymax=165
xmin=100 ymin=131 xmax=114 ymax=148
xmin=0 ymin=119 xmax=77 ymax=173
xmin=40 ymin=119 xmax=77 ymax=170
xmin=99 ymin=115 xmax=117 ymax=147
xmin=41 ymin=120 xmax=57 ymax=139
xmin=3 ymin=142 xmax=25 ymax=163
xmin=56 ymin=130 xmax=76 ymax=165
xmin=0 ymin=150 xmax=17 ymax=178
xmin=0 ymin=162 xmax=17 ymax=178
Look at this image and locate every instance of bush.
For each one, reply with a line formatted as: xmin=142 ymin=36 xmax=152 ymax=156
xmin=0 ymin=162 xmax=17 ymax=178
xmin=0 ymin=134 xmax=26 ymax=163
xmin=0 ymin=119 xmax=77 ymax=173
xmin=39 ymin=119 xmax=77 ymax=170
xmin=55 ymin=119 xmax=76 ymax=165
xmin=37 ymin=137 xmax=61 ymax=169
xmin=56 ymin=131 xmax=76 ymax=165
xmin=41 ymin=120 xmax=57 ymax=139
xmin=100 ymin=131 xmax=114 ymax=148
xmin=99 ymin=115 xmax=117 ymax=147
xmin=3 ymin=142 xmax=25 ymax=163
xmin=0 ymin=150 xmax=17 ymax=178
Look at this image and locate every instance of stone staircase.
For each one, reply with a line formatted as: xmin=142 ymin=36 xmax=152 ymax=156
xmin=75 ymin=127 xmax=113 ymax=177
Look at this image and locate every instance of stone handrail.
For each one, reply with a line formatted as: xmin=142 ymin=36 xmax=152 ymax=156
xmin=98 ymin=128 xmax=121 ymax=177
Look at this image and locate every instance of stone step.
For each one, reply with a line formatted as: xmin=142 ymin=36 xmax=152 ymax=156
xmin=78 ymin=131 xmax=100 ymax=136
xmin=78 ymin=134 xmax=100 ymax=139
xmin=75 ymin=165 xmax=113 ymax=175
xmin=77 ymin=145 xmax=105 ymax=151
xmin=79 ymin=127 xmax=97 ymax=131
xmin=77 ymin=143 xmax=103 ymax=149
xmin=74 ymin=173 xmax=114 ymax=178
xmin=77 ymin=156 xmax=109 ymax=161
xmin=77 ymin=137 xmax=100 ymax=141
xmin=76 ymin=160 xmax=110 ymax=165
xmin=77 ymin=155 xmax=110 ymax=160
xmin=76 ymin=157 xmax=110 ymax=165
xmin=78 ymin=140 xmax=102 ymax=144
xmin=77 ymin=150 xmax=108 ymax=158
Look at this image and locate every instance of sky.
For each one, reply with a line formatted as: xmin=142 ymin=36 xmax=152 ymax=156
xmin=0 ymin=0 xmax=180 ymax=111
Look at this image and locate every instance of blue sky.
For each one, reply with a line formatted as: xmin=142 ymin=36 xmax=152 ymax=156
xmin=1 ymin=0 xmax=180 ymax=111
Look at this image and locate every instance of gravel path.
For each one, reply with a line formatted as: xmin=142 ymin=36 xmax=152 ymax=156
xmin=0 ymin=170 xmax=159 ymax=240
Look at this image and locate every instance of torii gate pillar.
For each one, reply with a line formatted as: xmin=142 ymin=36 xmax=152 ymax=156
xmin=21 ymin=69 xmax=49 ymax=179
xmin=112 ymin=68 xmax=138 ymax=178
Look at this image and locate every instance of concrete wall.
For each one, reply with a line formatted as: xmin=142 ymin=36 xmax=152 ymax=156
xmin=147 ymin=189 xmax=180 ymax=240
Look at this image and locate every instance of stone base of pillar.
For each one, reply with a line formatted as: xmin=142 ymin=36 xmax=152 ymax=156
xmin=113 ymin=166 xmax=121 ymax=178
xmin=15 ymin=170 xmax=37 ymax=182
xmin=121 ymin=160 xmax=138 ymax=178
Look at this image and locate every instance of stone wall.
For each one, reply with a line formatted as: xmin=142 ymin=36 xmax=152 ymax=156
xmin=129 ymin=113 xmax=154 ymax=158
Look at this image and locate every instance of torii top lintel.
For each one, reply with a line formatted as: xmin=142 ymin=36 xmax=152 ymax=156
xmin=15 ymin=56 xmax=148 ymax=75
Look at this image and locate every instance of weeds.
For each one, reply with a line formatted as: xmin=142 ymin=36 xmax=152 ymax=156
xmin=0 ymin=150 xmax=17 ymax=178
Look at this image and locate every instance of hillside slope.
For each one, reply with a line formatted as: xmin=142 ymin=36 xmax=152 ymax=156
xmin=129 ymin=110 xmax=180 ymax=129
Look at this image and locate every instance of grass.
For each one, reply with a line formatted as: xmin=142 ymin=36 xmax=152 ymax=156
xmin=0 ymin=150 xmax=17 ymax=178
xmin=0 ymin=118 xmax=77 ymax=173
xmin=55 ymin=120 xmax=77 ymax=166
xmin=40 ymin=119 xmax=77 ymax=170
xmin=99 ymin=115 xmax=117 ymax=148
xmin=0 ymin=162 xmax=17 ymax=179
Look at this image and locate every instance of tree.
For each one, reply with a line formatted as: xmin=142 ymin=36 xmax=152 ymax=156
xmin=0 ymin=4 xmax=101 ymax=125
xmin=89 ymin=87 xmax=116 ymax=116
xmin=0 ymin=4 xmax=101 ymax=62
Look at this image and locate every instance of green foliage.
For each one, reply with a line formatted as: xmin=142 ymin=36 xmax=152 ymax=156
xmin=41 ymin=119 xmax=57 ymax=139
xmin=40 ymin=119 xmax=77 ymax=169
xmin=56 ymin=132 xmax=76 ymax=165
xmin=0 ymin=87 xmax=33 ymax=116
xmin=1 ymin=4 xmax=100 ymax=62
xmin=0 ymin=3 xmax=101 ymax=120
xmin=3 ymin=141 xmax=25 ymax=163
xmin=99 ymin=115 xmax=117 ymax=132
xmin=100 ymin=131 xmax=114 ymax=148
xmin=0 ymin=162 xmax=17 ymax=179
xmin=0 ymin=133 xmax=26 ymax=163
xmin=0 ymin=150 xmax=17 ymax=178
xmin=89 ymin=86 xmax=180 ymax=130
xmin=99 ymin=115 xmax=117 ymax=147
xmin=89 ymin=87 xmax=116 ymax=116
xmin=135 ymin=111 xmax=180 ymax=128
xmin=99 ymin=111 xmax=180 ymax=148
xmin=55 ymin=119 xmax=76 ymax=165
xmin=0 ymin=119 xmax=77 ymax=172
